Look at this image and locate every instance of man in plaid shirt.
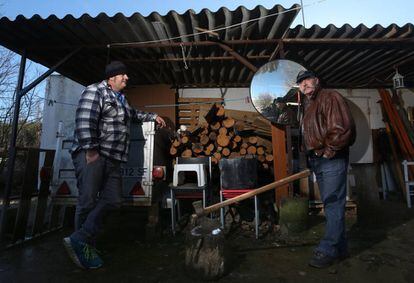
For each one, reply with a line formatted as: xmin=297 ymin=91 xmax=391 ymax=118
xmin=63 ymin=61 xmax=165 ymax=269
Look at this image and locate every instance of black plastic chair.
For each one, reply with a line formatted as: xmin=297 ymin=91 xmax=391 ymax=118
xmin=219 ymin=157 xmax=259 ymax=239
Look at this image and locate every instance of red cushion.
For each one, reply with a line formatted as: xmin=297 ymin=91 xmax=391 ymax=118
xmin=221 ymin=189 xmax=255 ymax=199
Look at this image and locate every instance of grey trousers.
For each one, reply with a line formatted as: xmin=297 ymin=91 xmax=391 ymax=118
xmin=71 ymin=150 xmax=122 ymax=244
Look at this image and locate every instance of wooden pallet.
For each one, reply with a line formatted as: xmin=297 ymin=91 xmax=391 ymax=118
xmin=178 ymin=97 xmax=223 ymax=131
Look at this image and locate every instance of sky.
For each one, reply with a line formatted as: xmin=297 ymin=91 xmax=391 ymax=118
xmin=1 ymin=0 xmax=413 ymax=28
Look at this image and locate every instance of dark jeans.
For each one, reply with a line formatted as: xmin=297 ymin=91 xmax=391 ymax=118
xmin=308 ymin=154 xmax=349 ymax=258
xmin=71 ymin=150 xmax=122 ymax=244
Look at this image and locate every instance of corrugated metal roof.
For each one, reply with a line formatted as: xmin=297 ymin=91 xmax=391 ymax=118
xmin=285 ymin=23 xmax=414 ymax=88
xmin=0 ymin=4 xmax=413 ymax=88
xmin=0 ymin=4 xmax=299 ymax=87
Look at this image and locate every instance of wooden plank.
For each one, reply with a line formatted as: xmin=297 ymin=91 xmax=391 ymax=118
xmin=178 ymin=111 xmax=200 ymax=118
xmin=179 ymin=118 xmax=195 ymax=124
xmin=384 ymin=122 xmax=407 ymax=197
xmin=178 ymin=97 xmax=220 ymax=103
xmin=178 ymin=104 xmax=202 ymax=109
xmin=379 ymin=89 xmax=414 ymax=156
xmin=285 ymin=126 xmax=294 ymax=193
xmin=286 ymin=125 xmax=293 ymax=175
xmin=12 ymin=149 xmax=39 ymax=242
xmin=299 ymin=170 xmax=310 ymax=197
xmin=178 ymin=105 xmax=199 ymax=110
xmin=220 ymin=109 xmax=271 ymax=136
xmin=272 ymin=124 xmax=290 ymax=206
xmin=31 ymin=150 xmax=55 ymax=236
xmin=379 ymin=90 xmax=408 ymax=155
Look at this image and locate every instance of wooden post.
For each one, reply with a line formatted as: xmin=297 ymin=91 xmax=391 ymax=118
xmin=271 ymin=124 xmax=290 ymax=206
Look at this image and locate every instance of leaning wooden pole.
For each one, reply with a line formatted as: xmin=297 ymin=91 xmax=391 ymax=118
xmin=197 ymin=169 xmax=311 ymax=216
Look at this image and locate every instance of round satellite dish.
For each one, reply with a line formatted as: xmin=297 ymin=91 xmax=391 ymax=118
xmin=250 ymin=59 xmax=306 ymax=125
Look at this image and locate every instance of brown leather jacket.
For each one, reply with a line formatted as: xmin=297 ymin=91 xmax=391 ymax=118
xmin=302 ymin=88 xmax=356 ymax=159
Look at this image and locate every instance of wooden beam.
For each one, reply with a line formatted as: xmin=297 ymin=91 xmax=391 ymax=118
xmin=215 ymin=41 xmax=258 ymax=73
xmin=272 ymin=124 xmax=291 ymax=206
xmin=125 ymin=55 xmax=270 ymax=63
xmin=174 ymin=83 xmax=251 ymax=88
xmin=269 ymin=29 xmax=289 ymax=61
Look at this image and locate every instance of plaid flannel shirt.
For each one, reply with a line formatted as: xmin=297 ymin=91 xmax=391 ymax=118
xmin=72 ymin=80 xmax=157 ymax=162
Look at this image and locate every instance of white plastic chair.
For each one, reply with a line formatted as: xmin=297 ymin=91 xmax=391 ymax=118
xmin=170 ymin=157 xmax=211 ymax=234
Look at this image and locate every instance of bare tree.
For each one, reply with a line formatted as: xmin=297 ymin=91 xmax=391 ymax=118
xmin=0 ymin=47 xmax=43 ymax=171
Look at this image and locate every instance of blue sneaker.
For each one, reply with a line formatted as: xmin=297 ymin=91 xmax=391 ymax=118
xmin=63 ymin=237 xmax=103 ymax=269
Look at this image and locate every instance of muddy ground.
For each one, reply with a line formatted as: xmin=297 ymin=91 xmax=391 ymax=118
xmin=1 ymin=199 xmax=414 ymax=283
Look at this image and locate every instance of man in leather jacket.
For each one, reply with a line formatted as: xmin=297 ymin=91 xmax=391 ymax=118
xmin=297 ymin=70 xmax=356 ymax=268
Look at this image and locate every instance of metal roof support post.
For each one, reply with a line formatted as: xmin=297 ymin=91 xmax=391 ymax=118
xmin=18 ymin=47 xmax=82 ymax=98
xmin=0 ymin=47 xmax=81 ymax=242
xmin=0 ymin=50 xmax=26 ymax=242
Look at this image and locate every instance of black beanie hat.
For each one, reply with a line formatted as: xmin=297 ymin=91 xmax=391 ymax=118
xmin=105 ymin=61 xmax=127 ymax=78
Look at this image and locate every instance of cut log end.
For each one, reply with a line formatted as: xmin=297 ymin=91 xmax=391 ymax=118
xmin=247 ymin=145 xmax=257 ymax=155
xmin=170 ymin=146 xmax=178 ymax=156
xmin=222 ymin=117 xmax=235 ymax=128
xmin=217 ymin=134 xmax=230 ymax=147
xmin=222 ymin=148 xmax=231 ymax=157
xmin=181 ymin=149 xmax=193 ymax=158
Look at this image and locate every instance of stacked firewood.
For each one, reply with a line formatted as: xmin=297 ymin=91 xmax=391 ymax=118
xmin=170 ymin=104 xmax=274 ymax=167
